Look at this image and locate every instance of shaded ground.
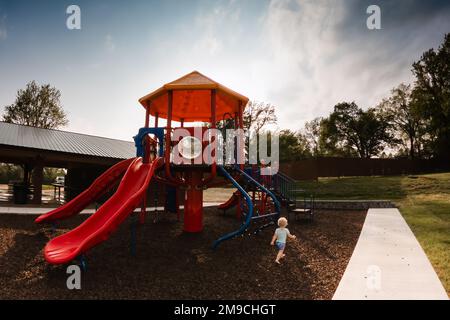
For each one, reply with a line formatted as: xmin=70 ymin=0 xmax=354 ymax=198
xmin=0 ymin=207 xmax=366 ymax=299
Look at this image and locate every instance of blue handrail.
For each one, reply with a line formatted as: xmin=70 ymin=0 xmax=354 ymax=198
xmin=212 ymin=166 xmax=254 ymax=249
xmin=234 ymin=167 xmax=281 ymax=216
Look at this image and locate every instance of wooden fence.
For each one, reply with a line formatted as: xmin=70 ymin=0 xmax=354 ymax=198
xmin=279 ymin=158 xmax=450 ymax=180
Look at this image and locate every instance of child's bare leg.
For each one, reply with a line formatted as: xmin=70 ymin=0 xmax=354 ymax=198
xmin=275 ymin=249 xmax=285 ymax=263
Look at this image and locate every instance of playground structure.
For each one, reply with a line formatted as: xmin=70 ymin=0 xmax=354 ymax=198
xmin=35 ymin=71 xmax=299 ymax=266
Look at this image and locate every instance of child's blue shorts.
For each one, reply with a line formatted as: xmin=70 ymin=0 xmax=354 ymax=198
xmin=275 ymin=241 xmax=286 ymax=250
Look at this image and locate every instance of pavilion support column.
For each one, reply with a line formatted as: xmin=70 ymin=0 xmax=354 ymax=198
xmin=31 ymin=158 xmax=44 ymax=205
xmin=66 ymin=164 xmax=74 ymax=201
xmin=22 ymin=163 xmax=32 ymax=186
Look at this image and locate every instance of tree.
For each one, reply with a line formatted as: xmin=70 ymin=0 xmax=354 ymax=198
xmin=318 ymin=117 xmax=354 ymax=157
xmin=225 ymin=101 xmax=277 ymax=164
xmin=321 ymin=102 xmax=394 ymax=158
xmin=43 ymin=167 xmax=67 ymax=184
xmin=243 ymin=101 xmax=277 ymax=134
xmin=278 ymin=129 xmax=311 ymax=161
xmin=378 ymin=83 xmax=424 ymax=159
xmin=303 ymin=117 xmax=322 ymax=157
xmin=412 ymin=33 xmax=450 ymax=160
xmin=3 ymin=81 xmax=68 ymax=129
xmin=0 ymin=163 xmax=22 ymax=184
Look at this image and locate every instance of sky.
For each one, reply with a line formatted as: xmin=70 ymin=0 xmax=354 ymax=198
xmin=0 ymin=0 xmax=449 ymax=141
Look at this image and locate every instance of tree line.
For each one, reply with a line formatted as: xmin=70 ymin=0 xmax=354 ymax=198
xmin=0 ymin=164 xmax=66 ymax=185
xmin=275 ymin=33 xmax=450 ymax=162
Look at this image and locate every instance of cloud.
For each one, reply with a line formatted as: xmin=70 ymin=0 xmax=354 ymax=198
xmin=251 ymin=0 xmax=450 ymax=131
xmin=2 ymin=0 xmax=448 ymax=141
xmin=194 ymin=1 xmax=242 ymax=55
xmin=104 ymin=34 xmax=115 ymax=52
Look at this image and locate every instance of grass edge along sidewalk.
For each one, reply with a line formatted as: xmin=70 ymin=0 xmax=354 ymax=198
xmin=298 ymin=172 xmax=450 ymax=297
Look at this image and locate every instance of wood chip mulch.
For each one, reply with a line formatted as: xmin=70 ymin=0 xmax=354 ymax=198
xmin=0 ymin=208 xmax=366 ymax=299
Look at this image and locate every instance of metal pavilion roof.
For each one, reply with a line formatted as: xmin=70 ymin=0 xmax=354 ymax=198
xmin=0 ymin=121 xmax=135 ymax=159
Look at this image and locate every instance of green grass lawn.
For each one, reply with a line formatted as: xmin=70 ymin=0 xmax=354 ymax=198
xmin=298 ymin=172 xmax=450 ymax=296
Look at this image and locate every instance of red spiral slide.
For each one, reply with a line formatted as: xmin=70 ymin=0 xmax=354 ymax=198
xmin=35 ymin=157 xmax=135 ymax=224
xmin=42 ymin=157 xmax=163 ymax=265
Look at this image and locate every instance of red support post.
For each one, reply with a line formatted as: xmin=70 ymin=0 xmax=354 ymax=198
xmin=140 ymin=196 xmax=147 ymax=224
xmin=144 ymin=102 xmax=150 ymax=128
xmin=184 ymin=170 xmax=203 ymax=232
xmin=201 ymin=89 xmax=217 ymax=186
xmin=162 ymin=93 xmax=184 ymax=185
xmin=236 ymin=194 xmax=242 ymax=220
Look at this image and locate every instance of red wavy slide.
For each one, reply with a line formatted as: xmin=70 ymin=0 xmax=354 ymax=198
xmin=35 ymin=157 xmax=135 ymax=224
xmin=218 ymin=190 xmax=240 ymax=210
xmin=41 ymin=157 xmax=163 ymax=265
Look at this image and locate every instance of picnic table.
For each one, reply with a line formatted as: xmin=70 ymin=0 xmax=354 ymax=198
xmin=51 ymin=183 xmax=64 ymax=204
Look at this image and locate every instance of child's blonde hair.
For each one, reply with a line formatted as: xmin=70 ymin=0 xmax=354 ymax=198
xmin=277 ymin=217 xmax=288 ymax=227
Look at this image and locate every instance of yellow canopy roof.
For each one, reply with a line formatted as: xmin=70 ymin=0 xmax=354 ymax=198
xmin=138 ymin=71 xmax=249 ymax=122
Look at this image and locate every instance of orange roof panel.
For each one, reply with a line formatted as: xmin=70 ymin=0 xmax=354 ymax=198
xmin=139 ymin=71 xmax=249 ymax=122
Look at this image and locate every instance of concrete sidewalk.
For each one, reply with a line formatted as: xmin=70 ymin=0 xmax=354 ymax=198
xmin=0 ymin=202 xmax=222 ymax=215
xmin=333 ymin=208 xmax=448 ymax=300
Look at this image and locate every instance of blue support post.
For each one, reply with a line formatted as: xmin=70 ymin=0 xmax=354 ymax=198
xmin=50 ymin=222 xmax=57 ymax=235
xmin=78 ymin=255 xmax=87 ymax=272
xmin=130 ymin=217 xmax=137 ymax=257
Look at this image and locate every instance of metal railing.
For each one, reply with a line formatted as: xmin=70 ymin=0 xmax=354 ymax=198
xmin=272 ymin=171 xmax=296 ymax=203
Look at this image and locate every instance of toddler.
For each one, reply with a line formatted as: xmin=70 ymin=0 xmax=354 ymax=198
xmin=271 ymin=217 xmax=296 ymax=264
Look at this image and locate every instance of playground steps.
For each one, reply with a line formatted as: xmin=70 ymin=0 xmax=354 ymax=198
xmin=287 ymin=202 xmax=314 ymax=221
xmin=290 ymin=208 xmax=311 ymax=214
xmin=270 ymin=171 xmax=318 ymax=222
